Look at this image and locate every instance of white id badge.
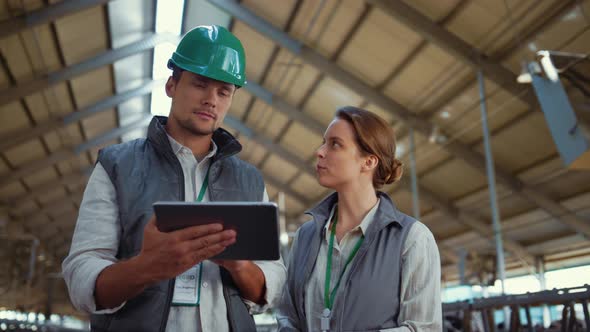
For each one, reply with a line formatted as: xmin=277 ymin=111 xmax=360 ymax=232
xmin=171 ymin=263 xmax=202 ymax=306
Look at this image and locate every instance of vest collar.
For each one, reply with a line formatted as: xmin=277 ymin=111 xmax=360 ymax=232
xmin=305 ymin=191 xmax=407 ymax=237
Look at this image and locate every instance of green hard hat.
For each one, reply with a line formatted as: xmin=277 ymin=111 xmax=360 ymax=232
xmin=168 ymin=25 xmax=247 ymax=87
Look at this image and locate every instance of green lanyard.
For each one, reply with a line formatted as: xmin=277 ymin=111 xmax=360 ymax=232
xmin=196 ymin=165 xmax=211 ymax=202
xmin=171 ymin=164 xmax=211 ymax=307
xmin=192 ymin=164 xmax=211 ymax=306
xmin=324 ymin=208 xmax=364 ymax=310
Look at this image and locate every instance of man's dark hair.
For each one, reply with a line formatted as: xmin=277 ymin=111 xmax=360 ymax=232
xmin=170 ymin=63 xmax=184 ymax=82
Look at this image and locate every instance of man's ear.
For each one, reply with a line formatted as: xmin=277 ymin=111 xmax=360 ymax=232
xmin=165 ymin=76 xmax=176 ymax=98
xmin=362 ymin=155 xmax=379 ymax=172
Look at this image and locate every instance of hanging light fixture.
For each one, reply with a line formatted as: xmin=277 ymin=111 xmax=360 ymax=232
xmin=428 ymin=125 xmax=447 ymax=144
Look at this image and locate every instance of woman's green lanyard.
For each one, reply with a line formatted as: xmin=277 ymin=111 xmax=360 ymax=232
xmin=321 ymin=208 xmax=364 ymax=331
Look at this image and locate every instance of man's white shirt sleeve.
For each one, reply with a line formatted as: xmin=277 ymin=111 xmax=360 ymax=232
xmin=62 ymin=162 xmax=125 ymax=314
xmin=245 ymin=189 xmax=288 ymax=314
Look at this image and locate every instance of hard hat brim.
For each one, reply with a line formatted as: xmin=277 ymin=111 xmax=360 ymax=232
xmin=167 ymin=47 xmax=246 ymax=87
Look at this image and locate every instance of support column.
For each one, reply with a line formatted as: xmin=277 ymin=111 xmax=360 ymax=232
xmin=278 ymin=192 xmax=290 ymax=259
xmin=536 ymin=256 xmax=552 ymax=327
xmin=458 ymin=248 xmax=467 ymax=285
xmin=477 ymin=70 xmax=508 ymax=328
xmin=409 ymin=127 xmax=421 ymax=219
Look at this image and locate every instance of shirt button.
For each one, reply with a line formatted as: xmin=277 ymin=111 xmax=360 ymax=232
xmin=202 ymin=282 xmax=208 ymax=288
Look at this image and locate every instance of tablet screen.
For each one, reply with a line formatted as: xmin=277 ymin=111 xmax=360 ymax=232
xmin=153 ymin=201 xmax=280 ymax=260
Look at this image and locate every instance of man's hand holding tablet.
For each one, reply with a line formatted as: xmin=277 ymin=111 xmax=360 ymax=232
xmin=153 ymin=202 xmax=280 ymax=260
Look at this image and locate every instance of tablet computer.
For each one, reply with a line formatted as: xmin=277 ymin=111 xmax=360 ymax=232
xmin=153 ymin=201 xmax=280 ymax=260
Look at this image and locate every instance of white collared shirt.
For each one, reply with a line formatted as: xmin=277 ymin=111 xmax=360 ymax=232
xmin=304 ymin=200 xmax=380 ymax=330
xmin=62 ymin=135 xmax=286 ymax=332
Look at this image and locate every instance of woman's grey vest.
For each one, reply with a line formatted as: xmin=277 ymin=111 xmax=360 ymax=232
xmin=277 ymin=192 xmax=416 ymax=331
xmin=90 ymin=116 xmax=264 ymax=332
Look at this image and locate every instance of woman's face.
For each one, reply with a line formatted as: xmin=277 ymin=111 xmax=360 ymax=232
xmin=315 ymin=118 xmax=369 ymax=190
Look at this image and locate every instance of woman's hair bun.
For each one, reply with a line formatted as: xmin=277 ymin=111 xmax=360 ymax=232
xmin=385 ymin=159 xmax=403 ymax=184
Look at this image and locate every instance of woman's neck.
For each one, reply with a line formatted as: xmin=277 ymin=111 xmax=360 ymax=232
xmin=334 ymin=182 xmax=378 ymax=238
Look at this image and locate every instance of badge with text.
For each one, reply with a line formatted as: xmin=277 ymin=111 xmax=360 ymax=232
xmin=171 ymin=264 xmax=203 ymax=306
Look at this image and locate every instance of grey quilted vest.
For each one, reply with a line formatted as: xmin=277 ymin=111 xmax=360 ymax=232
xmin=90 ymin=116 xmax=264 ymax=332
xmin=277 ymin=192 xmax=416 ymax=331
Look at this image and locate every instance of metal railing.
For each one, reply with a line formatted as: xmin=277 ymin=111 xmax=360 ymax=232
xmin=443 ymin=285 xmax=590 ymax=332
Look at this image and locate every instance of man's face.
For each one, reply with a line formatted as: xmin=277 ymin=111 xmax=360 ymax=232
xmin=166 ymin=71 xmax=236 ymax=136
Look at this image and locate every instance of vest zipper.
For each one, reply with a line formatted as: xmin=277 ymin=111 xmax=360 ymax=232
xmin=158 ymin=152 xmax=184 ymax=332
xmin=299 ymin=219 xmax=324 ymax=331
xmin=159 ymin=279 xmax=175 ymax=332
xmin=222 ymin=284 xmax=235 ymax=331
xmin=335 ymin=235 xmax=375 ymax=331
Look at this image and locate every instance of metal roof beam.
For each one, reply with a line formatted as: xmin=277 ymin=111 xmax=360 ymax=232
xmin=0 ymin=0 xmax=111 ymax=40
xmin=8 ymin=171 xmax=90 ymax=210
xmin=0 ymin=116 xmax=152 ymax=188
xmin=0 ymin=111 xmax=310 ymax=207
xmin=367 ymin=0 xmax=538 ymax=108
xmin=21 ymin=191 xmax=83 ymax=222
xmin=208 ymin=0 xmax=590 ymax=240
xmin=396 ymin=178 xmax=536 ymax=268
xmin=0 ymin=33 xmax=177 ymax=107
xmin=0 ymin=80 xmax=163 ymax=152
xmin=207 ymin=0 xmax=429 ymax=132
xmin=394 ymin=0 xmax=578 ymax=138
xmin=263 ymin=174 xmax=311 ymax=207
xmin=244 ymin=81 xmax=325 ymax=136
xmin=224 ymin=114 xmax=316 ymax=176
xmin=223 ymin=114 xmax=314 ymax=205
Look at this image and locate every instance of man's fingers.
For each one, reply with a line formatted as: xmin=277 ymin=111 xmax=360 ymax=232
xmin=220 ymin=238 xmax=235 ymax=247
xmin=197 ymin=244 xmax=227 ymax=261
xmin=176 ymin=223 xmax=224 ymax=241
xmin=144 ymin=215 xmax=158 ymax=232
xmin=183 ymin=244 xmax=227 ymax=267
xmin=187 ymin=230 xmax=236 ymax=252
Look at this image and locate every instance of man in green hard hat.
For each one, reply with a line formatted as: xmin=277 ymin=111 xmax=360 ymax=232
xmin=62 ymin=25 xmax=286 ymax=332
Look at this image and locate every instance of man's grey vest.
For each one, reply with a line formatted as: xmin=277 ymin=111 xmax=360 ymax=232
xmin=90 ymin=116 xmax=264 ymax=332
xmin=278 ymin=192 xmax=416 ymax=331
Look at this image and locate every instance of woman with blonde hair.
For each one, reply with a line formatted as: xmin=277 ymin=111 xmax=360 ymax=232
xmin=277 ymin=106 xmax=441 ymax=331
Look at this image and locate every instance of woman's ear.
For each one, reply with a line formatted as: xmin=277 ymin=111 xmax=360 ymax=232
xmin=362 ymin=155 xmax=379 ymax=172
